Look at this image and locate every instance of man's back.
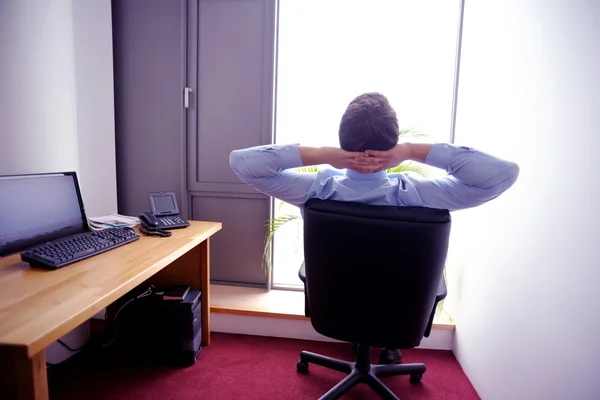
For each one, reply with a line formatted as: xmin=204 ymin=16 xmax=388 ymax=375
xmin=299 ymin=168 xmax=425 ymax=207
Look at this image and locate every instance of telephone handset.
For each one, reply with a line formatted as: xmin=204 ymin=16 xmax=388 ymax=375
xmin=139 ymin=212 xmax=159 ymax=228
xmin=138 ymin=212 xmax=172 ymax=237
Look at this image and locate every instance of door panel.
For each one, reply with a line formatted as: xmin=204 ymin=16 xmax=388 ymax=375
xmin=188 ymin=0 xmax=276 ymax=190
xmin=191 ymin=194 xmax=270 ymax=285
xmin=196 ymin=0 xmax=266 ymax=184
xmin=187 ymin=0 xmax=277 ymax=285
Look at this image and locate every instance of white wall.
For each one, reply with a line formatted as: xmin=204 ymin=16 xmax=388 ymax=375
xmin=447 ymin=1 xmax=600 ymax=399
xmin=0 ymin=0 xmax=80 ymax=174
xmin=0 ymin=0 xmax=117 ymax=363
xmin=0 ymin=0 xmax=117 ymax=216
xmin=72 ymin=1 xmax=118 ymax=216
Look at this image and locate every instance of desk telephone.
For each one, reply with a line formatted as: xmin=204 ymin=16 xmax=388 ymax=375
xmin=139 ymin=191 xmax=189 ymax=237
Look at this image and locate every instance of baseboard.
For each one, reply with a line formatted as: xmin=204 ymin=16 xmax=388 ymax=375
xmin=89 ymin=312 xmax=452 ymax=350
xmin=209 ymin=312 xmax=454 ymax=350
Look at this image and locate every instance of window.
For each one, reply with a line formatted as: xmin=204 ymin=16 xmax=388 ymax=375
xmin=272 ymin=0 xmax=463 ymax=288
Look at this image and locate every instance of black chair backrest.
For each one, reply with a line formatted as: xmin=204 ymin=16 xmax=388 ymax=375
xmin=303 ymin=198 xmax=451 ymax=349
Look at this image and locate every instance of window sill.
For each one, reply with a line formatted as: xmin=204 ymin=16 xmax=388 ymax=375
xmin=210 ymin=284 xmax=455 ymax=331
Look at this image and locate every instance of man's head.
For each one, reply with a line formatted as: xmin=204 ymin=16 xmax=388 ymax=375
xmin=338 ymin=92 xmax=399 ymax=152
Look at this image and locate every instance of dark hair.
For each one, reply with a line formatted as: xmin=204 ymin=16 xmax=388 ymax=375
xmin=338 ymin=92 xmax=399 ymax=152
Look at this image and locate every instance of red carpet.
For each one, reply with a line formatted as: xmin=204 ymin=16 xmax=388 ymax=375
xmin=48 ymin=333 xmax=479 ymax=400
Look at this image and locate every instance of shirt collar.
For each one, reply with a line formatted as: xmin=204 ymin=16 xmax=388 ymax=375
xmin=345 ymin=169 xmax=388 ymax=181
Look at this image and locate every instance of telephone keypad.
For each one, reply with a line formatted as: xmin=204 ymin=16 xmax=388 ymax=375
xmin=158 ymin=216 xmax=188 ymax=227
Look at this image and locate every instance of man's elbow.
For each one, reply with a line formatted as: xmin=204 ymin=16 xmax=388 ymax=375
xmin=502 ymin=162 xmax=520 ymax=190
xmin=229 ymin=149 xmax=239 ymax=170
xmin=229 ymin=149 xmax=246 ymax=181
xmin=486 ymin=161 xmax=520 ymax=198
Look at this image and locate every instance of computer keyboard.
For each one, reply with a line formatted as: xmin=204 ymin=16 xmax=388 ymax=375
xmin=20 ymin=228 xmax=140 ymax=270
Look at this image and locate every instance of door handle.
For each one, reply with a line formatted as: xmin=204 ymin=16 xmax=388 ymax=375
xmin=184 ymin=87 xmax=193 ymax=108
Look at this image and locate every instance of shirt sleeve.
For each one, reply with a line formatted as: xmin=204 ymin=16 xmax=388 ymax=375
xmin=229 ymin=143 xmax=318 ymax=206
xmin=396 ymin=143 xmax=520 ymax=211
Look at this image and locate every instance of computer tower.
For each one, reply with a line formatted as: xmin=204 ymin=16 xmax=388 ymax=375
xmin=114 ymin=286 xmax=202 ymax=366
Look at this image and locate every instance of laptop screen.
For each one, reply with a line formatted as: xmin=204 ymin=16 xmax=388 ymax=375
xmin=0 ymin=172 xmax=88 ymax=256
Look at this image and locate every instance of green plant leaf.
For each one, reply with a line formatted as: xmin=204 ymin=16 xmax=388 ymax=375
xmin=386 ymin=161 xmax=429 ymax=176
xmin=294 ymin=165 xmax=320 ymax=173
xmin=263 ymin=214 xmax=302 ymax=276
xmin=399 ymin=128 xmax=428 ymax=139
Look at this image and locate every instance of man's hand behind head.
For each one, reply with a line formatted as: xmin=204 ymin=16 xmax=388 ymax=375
xmin=352 ymin=144 xmax=413 ymax=172
xmin=321 ymin=147 xmax=381 ymax=172
xmin=299 ymin=146 xmax=380 ymax=171
xmin=299 ymin=145 xmax=422 ymax=174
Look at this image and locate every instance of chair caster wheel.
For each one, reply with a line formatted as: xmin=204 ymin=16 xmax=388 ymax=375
xmin=410 ymin=373 xmax=423 ymax=383
xmin=297 ymin=360 xmax=309 ymax=373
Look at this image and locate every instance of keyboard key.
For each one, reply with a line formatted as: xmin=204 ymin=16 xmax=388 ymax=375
xmin=73 ymin=248 xmax=95 ymax=259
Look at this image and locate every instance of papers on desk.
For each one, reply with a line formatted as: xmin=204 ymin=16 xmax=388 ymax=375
xmin=88 ymin=214 xmax=140 ymax=231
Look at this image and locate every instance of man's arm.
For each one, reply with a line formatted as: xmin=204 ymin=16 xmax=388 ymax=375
xmin=419 ymin=143 xmax=519 ymax=209
xmin=365 ymin=143 xmax=520 ymax=210
xmin=229 ymin=144 xmax=369 ymax=206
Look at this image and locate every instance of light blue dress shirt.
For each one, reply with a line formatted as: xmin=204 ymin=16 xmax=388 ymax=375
xmin=229 ymin=143 xmax=519 ymax=211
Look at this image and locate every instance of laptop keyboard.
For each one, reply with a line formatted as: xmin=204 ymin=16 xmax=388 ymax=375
xmin=20 ymin=228 xmax=139 ymax=269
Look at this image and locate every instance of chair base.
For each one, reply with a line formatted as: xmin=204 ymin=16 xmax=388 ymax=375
xmin=297 ymin=345 xmax=426 ymax=400
xmin=353 ymin=344 xmax=403 ymax=364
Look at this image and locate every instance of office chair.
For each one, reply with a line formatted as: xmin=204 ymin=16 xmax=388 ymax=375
xmin=296 ymin=198 xmax=450 ymax=400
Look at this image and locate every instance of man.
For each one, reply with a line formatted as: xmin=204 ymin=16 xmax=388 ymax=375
xmin=229 ymin=92 xmax=519 ymax=363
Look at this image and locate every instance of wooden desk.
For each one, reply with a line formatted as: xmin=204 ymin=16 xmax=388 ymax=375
xmin=0 ymin=220 xmax=222 ymax=400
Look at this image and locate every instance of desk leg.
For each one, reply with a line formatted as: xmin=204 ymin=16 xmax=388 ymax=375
xmin=199 ymin=238 xmax=211 ymax=346
xmin=0 ymin=351 xmax=48 ymax=400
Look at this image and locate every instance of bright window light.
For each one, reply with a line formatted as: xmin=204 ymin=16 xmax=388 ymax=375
xmin=272 ymin=0 xmax=462 ymax=287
